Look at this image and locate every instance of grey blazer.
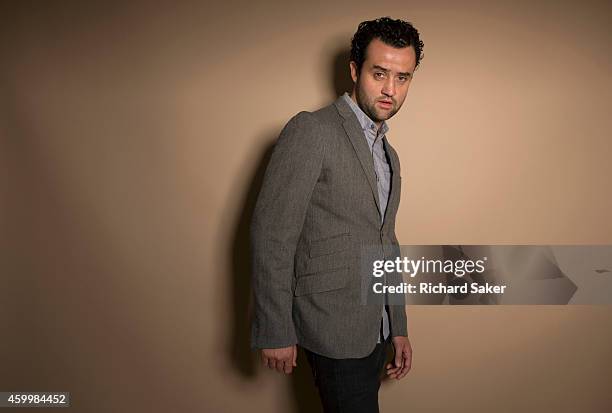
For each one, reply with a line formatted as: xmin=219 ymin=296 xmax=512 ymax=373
xmin=250 ymin=95 xmax=407 ymax=359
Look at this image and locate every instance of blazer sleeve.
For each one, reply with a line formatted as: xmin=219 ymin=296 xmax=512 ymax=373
xmin=389 ymin=150 xmax=408 ymax=337
xmin=250 ymin=111 xmax=324 ymax=349
xmin=389 ymin=229 xmax=409 ymax=337
xmin=389 ymin=237 xmax=408 ymax=337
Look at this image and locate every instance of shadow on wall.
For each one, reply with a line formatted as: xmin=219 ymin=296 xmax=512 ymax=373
xmin=227 ymin=137 xmax=273 ymax=381
xmin=330 ymin=47 xmax=354 ymax=98
xmin=227 ymin=45 xmax=355 ymax=413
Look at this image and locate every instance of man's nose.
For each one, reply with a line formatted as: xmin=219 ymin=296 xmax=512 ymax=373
xmin=381 ymin=77 xmax=396 ymax=97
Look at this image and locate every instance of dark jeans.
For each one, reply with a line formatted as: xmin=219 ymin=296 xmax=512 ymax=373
xmin=304 ymin=338 xmax=389 ymax=413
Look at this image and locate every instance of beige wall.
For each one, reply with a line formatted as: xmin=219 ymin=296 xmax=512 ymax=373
xmin=2 ymin=0 xmax=611 ymax=411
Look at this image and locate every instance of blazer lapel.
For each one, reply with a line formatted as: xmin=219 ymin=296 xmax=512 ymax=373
xmin=333 ymin=97 xmax=381 ymax=213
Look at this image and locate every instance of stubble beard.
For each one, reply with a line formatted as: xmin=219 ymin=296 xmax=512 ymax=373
xmin=369 ymin=100 xmax=398 ymax=123
xmin=356 ymin=85 xmax=400 ymax=124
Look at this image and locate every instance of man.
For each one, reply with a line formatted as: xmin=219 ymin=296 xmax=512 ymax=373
xmin=250 ymin=17 xmax=424 ymax=412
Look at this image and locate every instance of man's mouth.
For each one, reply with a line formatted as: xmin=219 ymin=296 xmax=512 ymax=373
xmin=377 ymin=100 xmax=393 ymax=109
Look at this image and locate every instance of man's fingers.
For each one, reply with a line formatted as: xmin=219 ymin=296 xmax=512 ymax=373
xmin=398 ymin=351 xmax=412 ymax=379
xmin=386 ymin=362 xmax=400 ymax=377
xmin=387 ymin=363 xmax=400 ymax=371
xmin=394 ymin=347 xmax=412 ymax=379
xmin=265 ymin=358 xmax=290 ymax=373
xmin=388 ymin=346 xmax=410 ymax=379
xmin=387 ymin=365 xmax=400 ymax=378
xmin=386 ymin=362 xmax=399 ymax=371
xmin=260 ymin=347 xmax=298 ymax=374
xmin=398 ymin=359 xmax=411 ymax=379
xmin=395 ymin=356 xmax=407 ymax=379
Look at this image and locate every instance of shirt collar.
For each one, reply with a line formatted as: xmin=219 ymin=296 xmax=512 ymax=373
xmin=342 ymin=92 xmax=389 ymax=138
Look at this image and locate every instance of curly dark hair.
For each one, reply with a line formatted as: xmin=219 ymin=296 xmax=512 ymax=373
xmin=350 ymin=17 xmax=424 ymax=73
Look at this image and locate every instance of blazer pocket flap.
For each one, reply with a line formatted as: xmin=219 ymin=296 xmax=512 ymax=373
xmin=294 ymin=267 xmax=349 ymax=296
xmin=309 ymin=232 xmax=350 ymax=258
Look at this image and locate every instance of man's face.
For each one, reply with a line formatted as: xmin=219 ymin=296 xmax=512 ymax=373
xmin=350 ymin=38 xmax=417 ymax=126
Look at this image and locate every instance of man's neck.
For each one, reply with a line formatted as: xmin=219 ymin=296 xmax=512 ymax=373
xmin=349 ymin=91 xmax=383 ymax=130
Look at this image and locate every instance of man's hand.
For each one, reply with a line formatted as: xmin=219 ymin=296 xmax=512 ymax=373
xmin=261 ymin=345 xmax=298 ymax=374
xmin=386 ymin=336 xmax=412 ymax=380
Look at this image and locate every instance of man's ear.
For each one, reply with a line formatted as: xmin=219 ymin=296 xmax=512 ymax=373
xmin=349 ymin=61 xmax=358 ymax=83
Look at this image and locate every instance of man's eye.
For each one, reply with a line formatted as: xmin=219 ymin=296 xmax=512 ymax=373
xmin=374 ymin=72 xmax=385 ymax=79
xmin=398 ymin=76 xmax=408 ymax=82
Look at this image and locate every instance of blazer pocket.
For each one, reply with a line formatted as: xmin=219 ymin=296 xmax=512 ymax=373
xmin=309 ymin=232 xmax=351 ymax=258
xmin=294 ymin=267 xmax=349 ymax=296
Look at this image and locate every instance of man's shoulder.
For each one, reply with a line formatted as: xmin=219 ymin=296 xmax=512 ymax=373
xmin=288 ymin=98 xmax=343 ymax=130
xmin=312 ymin=99 xmax=342 ymax=122
xmin=280 ymin=97 xmax=346 ymax=140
